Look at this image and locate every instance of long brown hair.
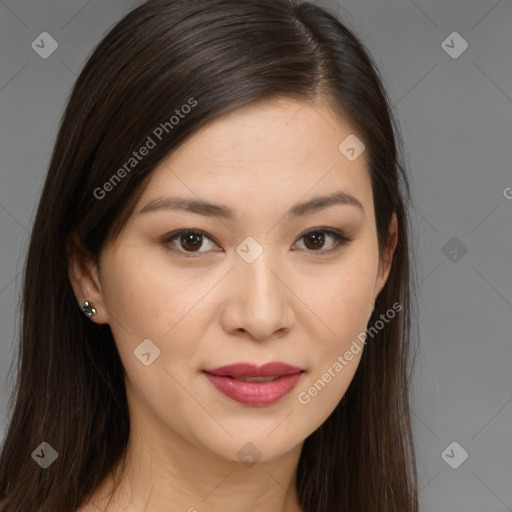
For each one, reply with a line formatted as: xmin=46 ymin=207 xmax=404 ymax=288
xmin=0 ymin=1 xmax=419 ymax=510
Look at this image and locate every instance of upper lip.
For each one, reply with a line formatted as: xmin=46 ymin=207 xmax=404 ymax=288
xmin=203 ymin=362 xmax=304 ymax=378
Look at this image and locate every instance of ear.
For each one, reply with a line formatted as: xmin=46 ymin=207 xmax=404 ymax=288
xmin=373 ymin=212 xmax=398 ymax=302
xmin=66 ymin=233 xmax=109 ymax=324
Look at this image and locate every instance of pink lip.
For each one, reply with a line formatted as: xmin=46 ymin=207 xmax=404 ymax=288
xmin=204 ymin=362 xmax=303 ymax=377
xmin=202 ymin=362 xmax=305 ymax=406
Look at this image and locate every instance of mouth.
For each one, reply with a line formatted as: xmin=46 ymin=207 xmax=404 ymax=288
xmin=202 ymin=362 xmax=305 ymax=406
xmin=221 ymin=375 xmax=284 ymax=382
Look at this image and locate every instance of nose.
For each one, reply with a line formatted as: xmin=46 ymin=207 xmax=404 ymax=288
xmin=220 ymin=248 xmax=295 ymax=341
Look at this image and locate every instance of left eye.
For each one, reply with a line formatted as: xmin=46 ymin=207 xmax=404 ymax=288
xmin=292 ymin=229 xmax=353 ymax=253
xmin=161 ymin=228 xmax=352 ymax=257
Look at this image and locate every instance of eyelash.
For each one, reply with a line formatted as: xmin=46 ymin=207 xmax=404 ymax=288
xmin=160 ymin=228 xmax=353 ymax=258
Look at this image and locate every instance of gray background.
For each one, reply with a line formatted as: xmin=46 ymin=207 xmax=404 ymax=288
xmin=1 ymin=1 xmax=511 ymax=511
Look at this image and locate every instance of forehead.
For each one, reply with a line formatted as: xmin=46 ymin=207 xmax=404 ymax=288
xmin=136 ymin=97 xmax=373 ymax=218
xmin=171 ymin=97 xmax=361 ymax=166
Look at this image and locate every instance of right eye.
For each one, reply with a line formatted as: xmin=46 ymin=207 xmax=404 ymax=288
xmin=160 ymin=229 xmax=221 ymax=257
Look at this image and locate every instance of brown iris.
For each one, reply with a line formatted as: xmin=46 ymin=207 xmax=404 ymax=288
xmin=302 ymin=231 xmax=325 ymax=250
xmin=180 ymin=232 xmax=203 ymax=251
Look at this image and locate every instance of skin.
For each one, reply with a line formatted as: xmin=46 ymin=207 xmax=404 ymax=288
xmin=68 ymin=96 xmax=398 ymax=512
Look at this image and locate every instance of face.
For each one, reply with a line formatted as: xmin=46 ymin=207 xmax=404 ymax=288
xmin=69 ymin=97 xmax=397 ymax=466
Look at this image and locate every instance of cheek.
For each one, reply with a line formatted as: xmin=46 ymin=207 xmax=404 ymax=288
xmin=295 ymin=244 xmax=376 ymax=404
xmin=101 ymin=247 xmax=204 ymax=334
xmin=302 ymin=249 xmax=376 ymax=342
xmin=99 ymin=254 xmax=202 ymax=405
xmin=99 ymin=249 xmax=220 ymax=376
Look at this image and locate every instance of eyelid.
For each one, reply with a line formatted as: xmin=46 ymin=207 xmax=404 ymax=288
xmin=160 ymin=227 xmax=353 ymax=258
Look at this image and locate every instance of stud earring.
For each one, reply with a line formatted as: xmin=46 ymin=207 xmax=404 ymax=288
xmin=81 ymin=300 xmax=97 ymax=318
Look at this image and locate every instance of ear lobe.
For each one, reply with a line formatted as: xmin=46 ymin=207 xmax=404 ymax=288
xmin=66 ymin=233 xmax=108 ymax=324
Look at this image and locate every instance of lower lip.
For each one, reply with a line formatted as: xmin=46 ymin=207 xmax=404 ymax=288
xmin=203 ymin=371 xmax=304 ymax=406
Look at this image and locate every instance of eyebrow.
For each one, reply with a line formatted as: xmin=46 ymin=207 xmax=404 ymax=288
xmin=136 ymin=191 xmax=364 ymax=220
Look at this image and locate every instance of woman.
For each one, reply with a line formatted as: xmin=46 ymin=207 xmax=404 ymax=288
xmin=0 ymin=0 xmax=419 ymax=510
